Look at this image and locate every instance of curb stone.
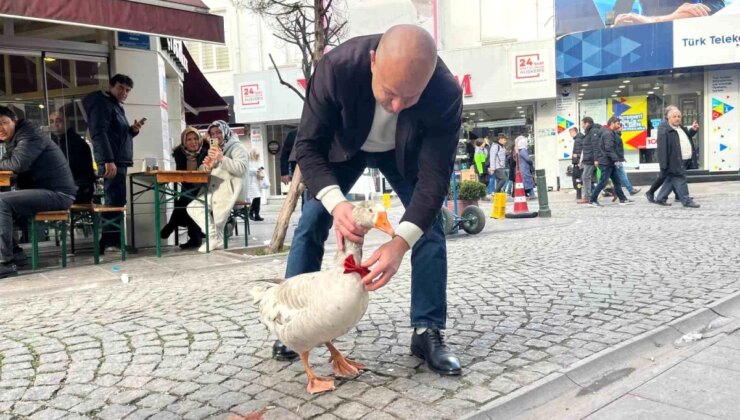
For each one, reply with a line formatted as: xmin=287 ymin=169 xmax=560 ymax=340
xmin=464 ymin=289 xmax=740 ymax=420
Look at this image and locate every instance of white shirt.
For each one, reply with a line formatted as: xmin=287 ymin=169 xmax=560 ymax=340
xmin=674 ymin=125 xmax=693 ymax=160
xmin=361 ymin=102 xmax=398 ymax=152
xmin=315 ymin=101 xmax=423 ymax=248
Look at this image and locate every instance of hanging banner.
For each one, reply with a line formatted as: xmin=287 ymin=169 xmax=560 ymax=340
xmin=707 ymin=70 xmax=739 ymax=172
xmin=556 ymin=84 xmax=577 ymax=160
xmin=608 ymin=96 xmax=647 ymax=150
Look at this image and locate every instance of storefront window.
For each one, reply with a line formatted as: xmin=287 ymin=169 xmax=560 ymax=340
xmin=0 ymin=50 xmax=108 ymax=169
xmin=576 ymin=72 xmax=704 ymax=170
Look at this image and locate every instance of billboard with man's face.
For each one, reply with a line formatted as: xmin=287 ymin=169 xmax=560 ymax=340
xmin=556 ymin=0 xmax=737 ymax=36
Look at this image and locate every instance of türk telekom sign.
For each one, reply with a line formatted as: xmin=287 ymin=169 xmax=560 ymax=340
xmin=240 ymin=81 xmax=265 ymax=109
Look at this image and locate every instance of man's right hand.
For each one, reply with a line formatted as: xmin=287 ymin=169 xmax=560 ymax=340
xmin=281 ymin=175 xmax=291 ymax=184
xmin=332 ymin=201 xmax=368 ymax=251
xmin=103 ymin=162 xmax=117 ymax=179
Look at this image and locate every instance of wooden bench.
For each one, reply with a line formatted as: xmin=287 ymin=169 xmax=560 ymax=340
xmin=70 ymin=204 xmax=127 ymax=264
xmin=224 ymin=200 xmax=251 ymax=249
xmin=30 ymin=210 xmax=70 ymax=270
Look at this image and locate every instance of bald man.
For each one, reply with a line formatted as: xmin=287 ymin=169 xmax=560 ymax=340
xmin=279 ymin=25 xmax=463 ymax=376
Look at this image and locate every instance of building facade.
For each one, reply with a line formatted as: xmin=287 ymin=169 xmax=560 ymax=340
xmin=0 ymin=0 xmax=225 ymax=247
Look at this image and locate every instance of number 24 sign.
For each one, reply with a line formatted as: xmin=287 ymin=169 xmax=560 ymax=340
xmin=515 ymin=53 xmax=545 ymax=80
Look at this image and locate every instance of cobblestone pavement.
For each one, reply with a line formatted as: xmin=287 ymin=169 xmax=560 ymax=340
xmin=1 ymin=182 xmax=739 ymax=419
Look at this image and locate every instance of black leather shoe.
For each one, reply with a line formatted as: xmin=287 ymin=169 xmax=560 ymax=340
xmin=410 ymin=329 xmax=462 ymax=376
xmin=272 ymin=340 xmax=299 ymax=361
xmin=684 ymin=201 xmax=701 ymax=208
xmin=179 ymin=236 xmax=202 ymax=250
xmin=645 ymin=192 xmax=655 ymax=203
xmin=0 ymin=262 xmax=18 ymax=279
xmin=655 ymin=200 xmax=671 ymax=206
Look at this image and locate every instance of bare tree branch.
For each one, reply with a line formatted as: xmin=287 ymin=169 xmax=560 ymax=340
xmin=268 ymin=53 xmax=305 ymax=101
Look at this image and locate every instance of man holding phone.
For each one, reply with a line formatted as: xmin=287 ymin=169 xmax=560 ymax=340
xmin=83 ymin=74 xmax=145 ymax=251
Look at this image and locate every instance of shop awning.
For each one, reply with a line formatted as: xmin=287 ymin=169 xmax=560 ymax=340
xmin=0 ymin=0 xmax=224 ymax=43
xmin=183 ymin=47 xmax=229 ymax=126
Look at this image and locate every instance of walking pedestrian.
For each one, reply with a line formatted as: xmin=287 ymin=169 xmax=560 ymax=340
xmin=488 ymin=134 xmax=507 ymax=194
xmin=580 ymin=117 xmax=601 ymax=204
xmin=569 ymin=127 xmax=585 ymax=202
xmin=589 ymin=117 xmax=634 ymax=207
xmin=654 ymin=107 xmax=701 ymax=208
xmin=645 ymin=106 xmax=697 ymax=203
xmin=515 ymin=134 xmax=536 ymax=198
xmin=614 ymin=121 xmax=641 ymax=196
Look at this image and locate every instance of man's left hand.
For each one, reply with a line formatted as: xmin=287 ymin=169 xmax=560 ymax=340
xmin=691 ymin=121 xmax=700 ymax=131
xmin=361 ymin=236 xmax=410 ymax=291
xmin=208 ymin=147 xmax=223 ymax=162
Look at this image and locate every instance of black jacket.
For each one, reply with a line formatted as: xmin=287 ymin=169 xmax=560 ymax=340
xmin=571 ymin=132 xmax=584 ymax=164
xmin=0 ymin=120 xmax=77 ymax=197
xmin=83 ymin=90 xmax=138 ymax=166
xmin=581 ymin=123 xmax=602 ymax=163
xmin=293 ymin=34 xmax=463 ymax=232
xmin=596 ymin=127 xmax=621 ymax=166
xmin=280 ymin=128 xmax=297 ymax=176
xmin=615 ymin=131 xmax=625 ymax=161
xmin=172 ymin=144 xmax=209 ymax=192
xmin=51 ymin=128 xmax=96 ymax=186
xmin=657 ymin=122 xmax=697 ymax=175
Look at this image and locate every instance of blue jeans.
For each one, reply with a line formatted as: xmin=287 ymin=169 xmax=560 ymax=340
xmin=101 ymin=165 xmax=128 ymax=247
xmin=487 ymin=176 xmax=495 ymax=194
xmin=590 ymin=165 xmax=627 ymax=203
xmin=615 ymin=165 xmax=636 ymax=193
xmin=0 ymin=189 xmax=73 ymax=262
xmin=286 ymin=151 xmax=448 ymax=329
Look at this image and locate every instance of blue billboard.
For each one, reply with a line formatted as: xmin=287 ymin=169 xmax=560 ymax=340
xmin=557 ymin=22 xmax=674 ymax=79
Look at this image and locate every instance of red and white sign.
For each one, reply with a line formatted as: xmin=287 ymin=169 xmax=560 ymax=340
xmin=454 ymin=74 xmax=473 ymax=97
xmin=514 ymin=53 xmax=546 ymax=82
xmin=646 ymin=137 xmax=658 ymax=149
xmin=240 ymin=82 xmax=265 ymax=109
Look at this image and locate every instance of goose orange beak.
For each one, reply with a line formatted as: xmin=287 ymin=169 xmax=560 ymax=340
xmin=374 ymin=211 xmax=395 ymax=236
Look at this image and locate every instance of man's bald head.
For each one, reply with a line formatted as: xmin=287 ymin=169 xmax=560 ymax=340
xmin=370 ymin=25 xmax=438 ymax=114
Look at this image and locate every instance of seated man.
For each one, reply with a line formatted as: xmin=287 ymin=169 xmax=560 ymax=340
xmin=0 ymin=106 xmax=77 ymax=278
xmin=49 ymin=111 xmax=97 ymax=203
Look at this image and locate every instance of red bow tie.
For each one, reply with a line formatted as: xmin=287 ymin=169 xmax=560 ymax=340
xmin=343 ymin=255 xmax=370 ymax=277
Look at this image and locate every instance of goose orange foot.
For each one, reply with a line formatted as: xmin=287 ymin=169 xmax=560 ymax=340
xmin=300 ymin=351 xmax=336 ymax=394
xmin=326 ymin=342 xmax=366 ymax=377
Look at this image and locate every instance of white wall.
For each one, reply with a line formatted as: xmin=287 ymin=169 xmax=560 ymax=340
xmin=439 ymin=0 xmax=555 ymax=50
xmin=439 ymin=39 xmax=555 ymax=106
xmin=534 ymin=99 xmax=559 ymax=189
xmin=113 ymin=48 xmax=180 ymax=247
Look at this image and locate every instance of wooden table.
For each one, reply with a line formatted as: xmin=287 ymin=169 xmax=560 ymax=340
xmin=128 ymin=170 xmax=210 ymax=257
xmin=0 ymin=171 xmax=12 ymax=187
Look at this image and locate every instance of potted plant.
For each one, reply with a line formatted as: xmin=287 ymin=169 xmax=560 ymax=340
xmin=446 ymin=180 xmax=487 ymax=211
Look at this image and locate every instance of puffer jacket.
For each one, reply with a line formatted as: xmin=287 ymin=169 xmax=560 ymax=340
xmin=0 ymin=120 xmax=77 ymax=197
xmin=581 ymin=123 xmax=602 ymax=163
xmin=596 ymin=127 xmax=621 ymax=166
xmin=83 ymin=90 xmax=138 ymax=166
xmin=571 ymin=132 xmax=584 ymax=164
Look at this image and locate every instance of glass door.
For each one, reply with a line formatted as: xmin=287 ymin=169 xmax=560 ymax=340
xmin=0 ymin=50 xmax=46 ymax=127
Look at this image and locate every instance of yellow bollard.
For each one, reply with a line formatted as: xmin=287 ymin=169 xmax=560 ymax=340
xmin=490 ymin=192 xmax=507 ymax=219
xmin=382 ymin=193 xmax=391 ymax=209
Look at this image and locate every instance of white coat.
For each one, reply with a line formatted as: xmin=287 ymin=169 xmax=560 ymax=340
xmin=244 ymin=158 xmax=263 ymax=201
xmin=187 ymin=137 xmax=248 ymax=245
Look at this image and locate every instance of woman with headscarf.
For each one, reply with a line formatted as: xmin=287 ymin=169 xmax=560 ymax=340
xmin=187 ymin=120 xmax=248 ymax=252
xmin=514 ymin=133 xmax=536 ymax=198
xmin=160 ymin=127 xmax=209 ymax=249
xmin=246 ymin=149 xmax=265 ymax=221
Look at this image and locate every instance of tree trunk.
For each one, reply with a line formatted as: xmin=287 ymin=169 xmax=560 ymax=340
xmin=267 ymin=166 xmax=305 ymax=253
xmin=265 ymin=1 xmax=328 ymax=255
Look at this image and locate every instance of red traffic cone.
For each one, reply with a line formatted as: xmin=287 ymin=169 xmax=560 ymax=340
xmin=505 ymin=168 xmax=538 ymax=219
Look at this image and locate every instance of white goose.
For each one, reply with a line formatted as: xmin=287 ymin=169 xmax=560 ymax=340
xmin=251 ymin=202 xmax=395 ymax=394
